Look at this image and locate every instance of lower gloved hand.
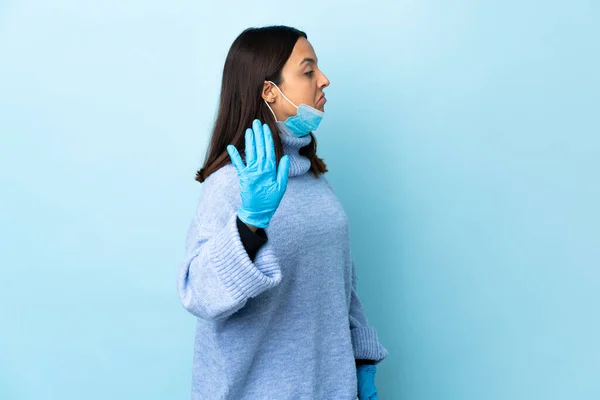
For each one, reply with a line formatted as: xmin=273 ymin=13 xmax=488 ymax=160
xmin=227 ymin=119 xmax=290 ymax=229
xmin=357 ymin=364 xmax=379 ymax=400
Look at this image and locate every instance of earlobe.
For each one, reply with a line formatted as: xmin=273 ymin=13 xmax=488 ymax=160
xmin=262 ymin=81 xmax=275 ymax=103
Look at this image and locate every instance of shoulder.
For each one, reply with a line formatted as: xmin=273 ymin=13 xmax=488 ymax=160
xmin=184 ymin=164 xmax=240 ymax=243
xmin=197 ymin=163 xmax=240 ymax=212
xmin=203 ymin=163 xmax=238 ymax=191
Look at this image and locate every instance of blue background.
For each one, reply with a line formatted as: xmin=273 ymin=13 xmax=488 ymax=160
xmin=1 ymin=1 xmax=598 ymax=399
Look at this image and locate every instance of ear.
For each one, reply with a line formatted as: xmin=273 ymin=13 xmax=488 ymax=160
xmin=261 ymin=81 xmax=276 ymax=103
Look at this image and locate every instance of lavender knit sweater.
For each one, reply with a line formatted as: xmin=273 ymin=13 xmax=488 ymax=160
xmin=178 ymin=124 xmax=389 ymax=399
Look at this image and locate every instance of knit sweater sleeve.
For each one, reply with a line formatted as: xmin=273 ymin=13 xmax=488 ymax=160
xmin=177 ymin=166 xmax=282 ymax=321
xmin=348 ymin=253 xmax=390 ymax=365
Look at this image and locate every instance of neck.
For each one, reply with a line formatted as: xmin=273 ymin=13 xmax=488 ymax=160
xmin=276 ymin=122 xmax=313 ymax=177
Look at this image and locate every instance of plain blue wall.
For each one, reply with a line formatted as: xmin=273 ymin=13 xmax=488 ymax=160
xmin=1 ymin=1 xmax=598 ymax=399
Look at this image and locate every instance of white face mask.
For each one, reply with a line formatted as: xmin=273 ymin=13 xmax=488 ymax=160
xmin=264 ymin=81 xmax=324 ymax=137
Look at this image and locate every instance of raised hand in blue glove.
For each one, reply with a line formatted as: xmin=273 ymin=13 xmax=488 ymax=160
xmin=357 ymin=364 xmax=379 ymax=400
xmin=226 ymin=119 xmax=290 ymax=229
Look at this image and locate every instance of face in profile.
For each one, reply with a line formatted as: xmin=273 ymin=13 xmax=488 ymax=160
xmin=263 ymin=37 xmax=331 ymax=121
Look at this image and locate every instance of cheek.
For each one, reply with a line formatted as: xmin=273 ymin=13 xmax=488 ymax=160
xmin=301 ymin=85 xmax=317 ymax=106
xmin=287 ymin=78 xmax=315 ymax=107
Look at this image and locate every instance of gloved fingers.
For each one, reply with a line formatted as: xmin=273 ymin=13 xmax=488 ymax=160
xmin=276 ymin=155 xmax=290 ymax=191
xmin=252 ymin=119 xmax=266 ymax=167
xmin=227 ymin=144 xmax=245 ymax=174
xmin=263 ymin=123 xmax=276 ymax=165
xmin=359 ymin=386 xmax=378 ymax=400
xmin=244 ymin=127 xmax=256 ymax=167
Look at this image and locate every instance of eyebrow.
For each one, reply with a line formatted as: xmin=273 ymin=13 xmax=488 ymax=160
xmin=299 ymin=57 xmax=318 ymax=66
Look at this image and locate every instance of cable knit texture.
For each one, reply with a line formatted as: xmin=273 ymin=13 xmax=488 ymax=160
xmin=178 ymin=123 xmax=389 ymax=399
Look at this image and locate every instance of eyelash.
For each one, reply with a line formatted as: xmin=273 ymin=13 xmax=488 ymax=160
xmin=305 ymin=71 xmax=315 ymax=77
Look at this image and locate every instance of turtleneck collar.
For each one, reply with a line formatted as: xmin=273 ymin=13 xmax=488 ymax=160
xmin=276 ymin=122 xmax=313 ymax=177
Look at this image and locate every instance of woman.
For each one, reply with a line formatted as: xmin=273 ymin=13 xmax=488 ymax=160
xmin=178 ymin=25 xmax=389 ymax=399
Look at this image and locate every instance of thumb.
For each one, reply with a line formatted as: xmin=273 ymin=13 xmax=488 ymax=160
xmin=277 ymin=155 xmax=290 ymax=191
xmin=227 ymin=145 xmax=245 ymax=174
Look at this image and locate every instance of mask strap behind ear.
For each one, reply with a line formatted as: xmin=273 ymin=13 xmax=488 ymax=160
xmin=267 ymin=80 xmax=298 ymax=109
xmin=264 ymin=100 xmax=278 ymax=122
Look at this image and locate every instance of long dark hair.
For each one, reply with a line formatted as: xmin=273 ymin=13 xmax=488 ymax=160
xmin=195 ymin=25 xmax=328 ymax=183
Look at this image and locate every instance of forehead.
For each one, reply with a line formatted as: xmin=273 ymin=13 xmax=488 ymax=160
xmin=288 ymin=37 xmax=318 ymax=66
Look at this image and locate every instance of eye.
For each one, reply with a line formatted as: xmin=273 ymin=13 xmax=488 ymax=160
xmin=305 ymin=70 xmax=315 ymax=77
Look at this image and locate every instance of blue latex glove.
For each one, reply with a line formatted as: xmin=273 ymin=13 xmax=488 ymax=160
xmin=227 ymin=119 xmax=290 ymax=229
xmin=357 ymin=364 xmax=379 ymax=400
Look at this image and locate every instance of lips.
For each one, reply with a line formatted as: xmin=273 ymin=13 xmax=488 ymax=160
xmin=318 ymin=94 xmax=326 ymax=104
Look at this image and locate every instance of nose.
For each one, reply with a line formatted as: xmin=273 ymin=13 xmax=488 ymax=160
xmin=319 ymin=71 xmax=330 ymax=88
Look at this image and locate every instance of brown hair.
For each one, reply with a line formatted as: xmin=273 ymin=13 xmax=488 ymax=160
xmin=195 ymin=25 xmax=328 ymax=183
